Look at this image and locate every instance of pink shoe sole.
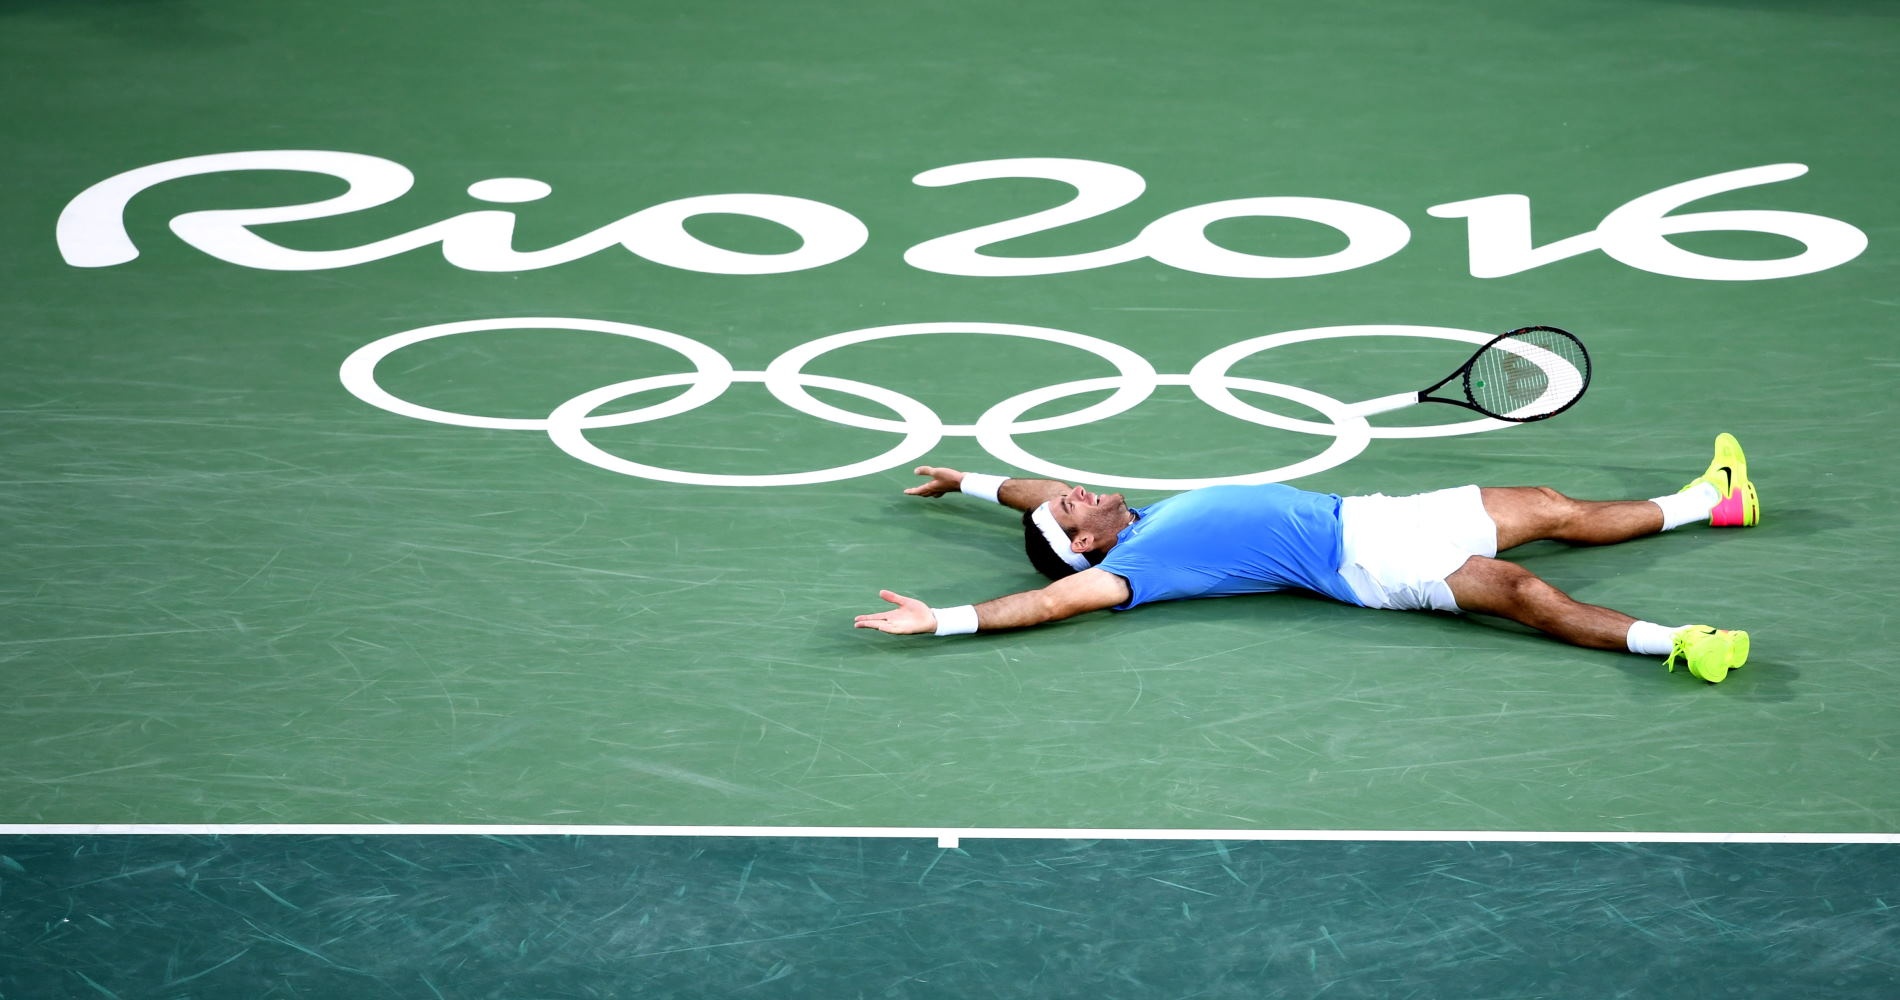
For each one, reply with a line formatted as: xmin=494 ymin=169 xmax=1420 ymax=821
xmin=1710 ymin=481 xmax=1759 ymax=527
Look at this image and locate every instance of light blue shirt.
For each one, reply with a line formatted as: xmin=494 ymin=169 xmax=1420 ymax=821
xmin=1096 ymin=483 xmax=1363 ymax=610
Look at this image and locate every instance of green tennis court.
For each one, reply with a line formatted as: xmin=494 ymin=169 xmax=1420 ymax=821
xmin=3 ymin=0 xmax=1896 ymax=994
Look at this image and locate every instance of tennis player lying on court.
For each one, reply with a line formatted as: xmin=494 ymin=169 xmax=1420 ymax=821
xmin=853 ymin=434 xmax=1759 ymax=683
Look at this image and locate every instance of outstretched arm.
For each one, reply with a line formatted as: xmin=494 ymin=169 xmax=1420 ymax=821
xmin=904 ymin=465 xmax=1071 ymax=513
xmin=853 ymin=568 xmax=1132 ymax=635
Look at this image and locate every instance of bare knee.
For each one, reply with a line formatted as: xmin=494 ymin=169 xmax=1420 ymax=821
xmin=1531 ymin=485 xmax=1569 ymax=505
xmin=1491 ymin=562 xmax=1567 ymax=617
xmin=1448 ymin=556 xmax=1559 ymax=619
xmin=1527 ymin=486 xmax=1590 ymax=520
xmin=1445 ymin=554 xmax=1638 ymax=651
xmin=1483 ymin=486 xmax=1586 ymax=549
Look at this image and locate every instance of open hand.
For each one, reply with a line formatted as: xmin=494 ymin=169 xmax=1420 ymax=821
xmin=903 ymin=466 xmax=963 ymax=498
xmin=853 ymin=590 xmax=936 ymax=634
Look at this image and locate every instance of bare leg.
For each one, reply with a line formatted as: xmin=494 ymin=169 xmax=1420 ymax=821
xmin=1480 ymin=486 xmax=1665 ymax=552
xmin=1445 ymin=555 xmax=1637 ymax=651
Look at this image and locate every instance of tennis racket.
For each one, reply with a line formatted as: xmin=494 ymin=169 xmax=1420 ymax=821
xmin=1349 ymin=326 xmax=1591 ymax=422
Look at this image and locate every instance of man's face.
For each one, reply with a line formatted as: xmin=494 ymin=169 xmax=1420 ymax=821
xmin=1050 ymin=484 xmax=1129 ymax=550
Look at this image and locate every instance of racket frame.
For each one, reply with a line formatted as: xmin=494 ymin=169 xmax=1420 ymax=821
xmin=1348 ymin=326 xmax=1589 ymax=422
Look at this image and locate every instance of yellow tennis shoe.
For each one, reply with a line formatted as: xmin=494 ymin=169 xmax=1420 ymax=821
xmin=1665 ymin=626 xmax=1750 ymax=683
xmin=1681 ymin=432 xmax=1759 ymax=527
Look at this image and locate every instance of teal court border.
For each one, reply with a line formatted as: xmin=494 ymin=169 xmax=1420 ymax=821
xmin=10 ymin=827 xmax=1900 ymax=850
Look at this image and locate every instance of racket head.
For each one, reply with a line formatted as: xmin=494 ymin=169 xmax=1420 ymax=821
xmin=1451 ymin=325 xmax=1591 ymax=422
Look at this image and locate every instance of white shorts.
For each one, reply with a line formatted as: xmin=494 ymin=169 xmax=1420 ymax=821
xmin=1336 ymin=485 xmax=1497 ymax=613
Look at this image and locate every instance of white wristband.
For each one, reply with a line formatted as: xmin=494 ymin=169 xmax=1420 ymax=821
xmin=958 ymin=472 xmax=1007 ymax=504
xmin=932 ymin=605 xmax=979 ymax=636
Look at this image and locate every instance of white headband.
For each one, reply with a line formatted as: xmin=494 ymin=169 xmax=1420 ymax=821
xmin=1031 ymin=502 xmax=1092 ymax=572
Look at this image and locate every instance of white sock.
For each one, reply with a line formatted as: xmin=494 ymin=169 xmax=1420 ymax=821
xmin=1650 ymin=482 xmax=1719 ymax=531
xmin=1626 ymin=621 xmax=1686 ymax=656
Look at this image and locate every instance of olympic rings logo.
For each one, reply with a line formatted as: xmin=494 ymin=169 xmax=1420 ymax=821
xmin=340 ymin=318 xmax=1540 ymax=490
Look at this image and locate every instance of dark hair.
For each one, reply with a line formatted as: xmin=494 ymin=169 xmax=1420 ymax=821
xmin=1021 ymin=507 xmax=1080 ymax=581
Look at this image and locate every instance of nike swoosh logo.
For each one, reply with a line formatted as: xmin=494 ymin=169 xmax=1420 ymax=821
xmin=1714 ymin=466 xmax=1733 ymax=496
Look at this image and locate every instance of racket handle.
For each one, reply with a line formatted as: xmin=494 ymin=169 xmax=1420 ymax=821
xmin=1348 ymin=391 xmax=1422 ymax=416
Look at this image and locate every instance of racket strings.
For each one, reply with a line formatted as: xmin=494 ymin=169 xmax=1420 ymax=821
xmin=1465 ymin=327 xmax=1589 ymax=420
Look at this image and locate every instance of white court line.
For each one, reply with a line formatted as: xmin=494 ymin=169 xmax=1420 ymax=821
xmin=3 ymin=825 xmax=1897 ymax=850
